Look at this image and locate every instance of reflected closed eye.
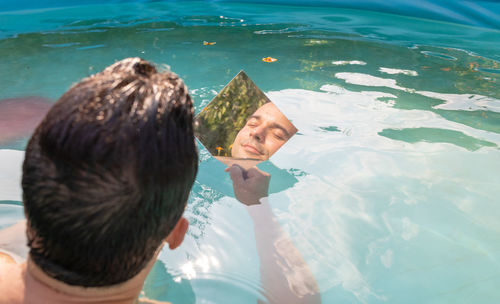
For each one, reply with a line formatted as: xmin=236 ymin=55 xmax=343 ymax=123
xmin=273 ymin=131 xmax=286 ymax=140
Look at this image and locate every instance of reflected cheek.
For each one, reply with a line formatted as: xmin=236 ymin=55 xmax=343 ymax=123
xmin=236 ymin=129 xmax=252 ymax=144
xmin=239 ymin=127 xmax=251 ymax=137
xmin=267 ymin=140 xmax=285 ymax=156
xmin=232 ymin=130 xmax=246 ymax=155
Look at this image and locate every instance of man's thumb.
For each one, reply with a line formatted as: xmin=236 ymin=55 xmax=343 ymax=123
xmin=226 ymin=164 xmax=245 ymax=185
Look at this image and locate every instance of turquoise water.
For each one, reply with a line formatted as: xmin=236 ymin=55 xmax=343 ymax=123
xmin=1 ymin=1 xmax=500 ymax=303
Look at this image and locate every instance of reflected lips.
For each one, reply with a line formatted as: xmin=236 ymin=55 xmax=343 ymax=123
xmin=243 ymin=144 xmax=262 ymax=155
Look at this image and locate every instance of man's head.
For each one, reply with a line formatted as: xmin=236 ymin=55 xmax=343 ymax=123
xmin=22 ymin=58 xmax=198 ymax=287
xmin=231 ymin=102 xmax=297 ymax=160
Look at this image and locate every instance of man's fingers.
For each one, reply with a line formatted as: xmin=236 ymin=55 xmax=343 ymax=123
xmin=226 ymin=164 xmax=245 ymax=185
xmin=246 ymin=167 xmax=270 ymax=180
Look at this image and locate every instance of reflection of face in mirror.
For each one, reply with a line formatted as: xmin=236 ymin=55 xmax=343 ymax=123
xmin=194 ymin=71 xmax=297 ymax=167
xmin=231 ymin=102 xmax=298 ymax=160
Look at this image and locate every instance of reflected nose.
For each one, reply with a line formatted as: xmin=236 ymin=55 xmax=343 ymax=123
xmin=249 ymin=125 xmax=266 ymax=142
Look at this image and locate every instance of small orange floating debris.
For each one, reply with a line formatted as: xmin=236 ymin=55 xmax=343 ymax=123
xmin=203 ymin=41 xmax=216 ymax=45
xmin=262 ymin=56 xmax=277 ymax=63
xmin=440 ymin=67 xmax=451 ymax=71
xmin=469 ymin=62 xmax=478 ymax=71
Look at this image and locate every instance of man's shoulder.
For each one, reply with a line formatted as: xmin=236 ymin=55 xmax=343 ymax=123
xmin=0 ymin=255 xmax=25 ymax=304
xmin=0 ymin=251 xmax=16 ymax=264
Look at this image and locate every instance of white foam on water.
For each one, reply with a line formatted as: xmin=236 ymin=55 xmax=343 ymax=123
xmin=379 ymin=67 xmax=418 ymax=76
xmin=335 ymin=72 xmax=500 ymax=113
xmin=319 ymin=84 xmax=349 ymax=94
xmin=332 ymin=60 xmax=367 ymax=66
xmin=420 ymin=91 xmax=500 ymax=112
xmin=335 ymin=72 xmax=406 ymax=91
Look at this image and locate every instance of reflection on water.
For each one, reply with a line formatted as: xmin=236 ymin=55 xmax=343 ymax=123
xmin=0 ymin=1 xmax=500 ymax=303
xmin=378 ymin=128 xmax=496 ymax=151
xmin=142 ymin=259 xmax=196 ymax=304
xmin=265 ymin=85 xmax=500 ymax=302
xmin=171 ymin=78 xmax=500 ymax=302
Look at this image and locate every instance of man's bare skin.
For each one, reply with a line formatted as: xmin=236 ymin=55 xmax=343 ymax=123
xmin=0 ymin=251 xmax=16 ymax=264
xmin=231 ymin=102 xmax=297 ymax=160
xmin=0 ymin=220 xmax=28 ymax=260
xmin=0 ymin=97 xmax=52 ymax=144
xmin=0 ymin=218 xmax=188 ymax=304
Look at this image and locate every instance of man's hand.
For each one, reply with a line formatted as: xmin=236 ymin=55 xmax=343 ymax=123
xmin=225 ymin=165 xmax=270 ymax=206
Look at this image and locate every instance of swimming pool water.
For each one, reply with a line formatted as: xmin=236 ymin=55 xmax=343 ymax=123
xmin=1 ymin=1 xmax=500 ymax=303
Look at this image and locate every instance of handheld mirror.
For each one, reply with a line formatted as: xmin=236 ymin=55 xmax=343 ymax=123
xmin=195 ymin=71 xmax=297 ymax=168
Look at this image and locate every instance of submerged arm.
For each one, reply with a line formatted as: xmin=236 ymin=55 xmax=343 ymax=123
xmin=227 ymin=165 xmax=321 ymax=304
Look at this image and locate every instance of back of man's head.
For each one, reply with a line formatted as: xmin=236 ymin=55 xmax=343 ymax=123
xmin=22 ymin=58 xmax=198 ymax=287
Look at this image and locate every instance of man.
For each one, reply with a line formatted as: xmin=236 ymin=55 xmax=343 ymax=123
xmin=230 ymin=102 xmax=297 ymax=160
xmin=0 ymin=57 xmax=198 ymax=304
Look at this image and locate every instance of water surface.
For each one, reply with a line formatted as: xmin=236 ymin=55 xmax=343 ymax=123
xmin=1 ymin=2 xmax=499 ymax=303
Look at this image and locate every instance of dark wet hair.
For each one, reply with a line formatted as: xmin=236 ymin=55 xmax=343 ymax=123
xmin=22 ymin=58 xmax=198 ymax=287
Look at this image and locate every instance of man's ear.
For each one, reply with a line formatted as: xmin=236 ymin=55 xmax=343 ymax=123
xmin=165 ymin=216 xmax=189 ymax=250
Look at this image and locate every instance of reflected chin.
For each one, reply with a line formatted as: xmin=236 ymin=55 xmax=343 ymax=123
xmin=232 ymin=146 xmax=267 ymax=160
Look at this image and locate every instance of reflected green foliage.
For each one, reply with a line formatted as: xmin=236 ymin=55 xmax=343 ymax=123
xmin=194 ymin=71 xmax=270 ymax=157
